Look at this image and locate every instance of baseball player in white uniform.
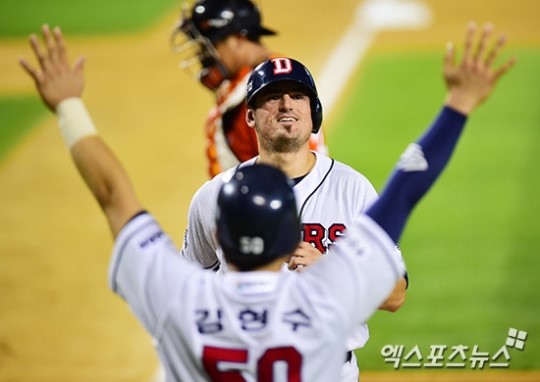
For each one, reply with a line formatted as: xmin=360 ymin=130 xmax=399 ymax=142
xmin=181 ymin=57 xmax=408 ymax=379
xmin=21 ymin=23 xmax=515 ymax=382
xmin=182 ymin=150 xmax=393 ymax=375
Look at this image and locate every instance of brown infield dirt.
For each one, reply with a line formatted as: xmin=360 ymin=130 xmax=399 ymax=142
xmin=0 ymin=1 xmax=539 ymax=381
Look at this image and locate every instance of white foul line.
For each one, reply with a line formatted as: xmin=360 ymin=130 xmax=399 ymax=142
xmin=317 ymin=0 xmax=432 ymax=118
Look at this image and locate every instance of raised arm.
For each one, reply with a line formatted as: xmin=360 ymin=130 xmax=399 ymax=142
xmin=366 ymin=22 xmax=516 ymax=243
xmin=19 ymin=25 xmax=143 ymax=238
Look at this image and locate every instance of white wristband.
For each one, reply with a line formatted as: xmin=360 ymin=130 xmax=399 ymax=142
xmin=56 ymin=98 xmax=98 ymax=148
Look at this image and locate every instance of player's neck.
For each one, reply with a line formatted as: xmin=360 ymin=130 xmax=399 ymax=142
xmin=225 ymin=39 xmax=270 ymax=73
xmin=244 ymin=41 xmax=271 ymax=68
xmin=228 ymin=257 xmax=289 ymax=272
xmin=257 ymin=150 xmax=316 ymax=179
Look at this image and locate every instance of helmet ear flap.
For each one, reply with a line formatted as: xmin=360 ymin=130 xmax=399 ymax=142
xmin=311 ymin=98 xmax=323 ymax=134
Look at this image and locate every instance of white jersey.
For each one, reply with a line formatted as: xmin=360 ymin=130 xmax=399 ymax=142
xmin=110 ymin=212 xmax=402 ymax=381
xmin=182 ymin=152 xmax=405 ymax=353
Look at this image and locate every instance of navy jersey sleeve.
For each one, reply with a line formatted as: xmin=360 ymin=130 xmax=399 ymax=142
xmin=367 ymin=107 xmax=468 ymax=243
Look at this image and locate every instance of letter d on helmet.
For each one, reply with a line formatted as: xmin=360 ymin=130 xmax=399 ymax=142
xmin=246 ymin=58 xmax=323 ymax=134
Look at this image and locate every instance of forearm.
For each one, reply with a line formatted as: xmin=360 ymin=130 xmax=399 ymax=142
xmin=59 ymin=98 xmax=142 ymax=237
xmin=366 ymin=106 xmax=467 ymax=243
xmin=379 ymin=276 xmax=407 ymax=312
xmin=71 ymin=137 xmax=142 ymax=237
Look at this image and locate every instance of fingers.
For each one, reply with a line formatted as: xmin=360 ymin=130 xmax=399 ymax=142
xmin=43 ymin=24 xmax=57 ymax=61
xmin=287 ymin=255 xmax=306 ymax=272
xmin=467 ymin=23 xmax=511 ymax=71
xmin=20 ymin=24 xmax=86 ymax=110
xmin=494 ymin=56 xmax=517 ymax=81
xmin=20 ymin=34 xmax=47 ymax=85
xmin=287 ymin=256 xmax=302 ymax=271
xmin=444 ymin=21 xmax=516 ymax=114
xmin=462 ymin=21 xmax=477 ymax=63
xmin=28 ymin=24 xmax=67 ymax=73
xmin=473 ymin=23 xmax=493 ymax=62
xmin=53 ymin=26 xmax=68 ymax=69
xmin=294 ymin=264 xmax=305 ymax=273
xmin=485 ymin=34 xmax=507 ymax=68
xmin=29 ymin=33 xmax=48 ymax=71
xmin=287 ymin=241 xmax=323 ymax=271
xmin=41 ymin=24 xmax=61 ymax=74
xmin=73 ymin=56 xmax=86 ymax=75
xmin=443 ymin=41 xmax=455 ymax=72
xmin=18 ymin=57 xmax=41 ymax=84
xmin=472 ymin=24 xmax=516 ymax=81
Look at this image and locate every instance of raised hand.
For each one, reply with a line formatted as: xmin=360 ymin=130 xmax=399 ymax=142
xmin=444 ymin=22 xmax=516 ymax=115
xmin=19 ymin=24 xmax=85 ymax=111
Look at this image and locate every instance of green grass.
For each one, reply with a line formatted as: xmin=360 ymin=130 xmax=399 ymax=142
xmin=1 ymin=0 xmax=181 ymax=37
xmin=0 ymin=96 xmax=47 ymax=160
xmin=329 ymin=48 xmax=540 ymax=370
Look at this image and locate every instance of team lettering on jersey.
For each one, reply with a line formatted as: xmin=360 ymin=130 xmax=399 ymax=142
xmin=139 ymin=230 xmax=165 ymax=249
xmin=301 ymin=223 xmax=347 ymax=253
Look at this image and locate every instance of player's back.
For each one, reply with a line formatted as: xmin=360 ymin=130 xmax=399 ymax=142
xmin=158 ymin=269 xmax=350 ymax=381
xmin=114 ymin=211 xmax=400 ymax=381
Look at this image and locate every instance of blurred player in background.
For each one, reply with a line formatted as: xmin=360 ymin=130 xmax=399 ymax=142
xmin=170 ymin=0 xmax=328 ymax=177
xmin=20 ymin=22 xmax=514 ymax=381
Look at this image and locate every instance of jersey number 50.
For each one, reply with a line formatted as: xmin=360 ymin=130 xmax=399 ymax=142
xmin=203 ymin=345 xmax=302 ymax=381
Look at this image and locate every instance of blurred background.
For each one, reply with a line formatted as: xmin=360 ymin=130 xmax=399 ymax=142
xmin=1 ymin=0 xmax=539 ymax=381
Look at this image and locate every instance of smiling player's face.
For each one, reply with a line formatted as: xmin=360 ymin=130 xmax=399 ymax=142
xmin=248 ymin=82 xmax=313 ymax=153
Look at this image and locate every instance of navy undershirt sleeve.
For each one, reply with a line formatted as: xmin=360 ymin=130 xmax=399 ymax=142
xmin=366 ymin=106 xmax=468 ymax=243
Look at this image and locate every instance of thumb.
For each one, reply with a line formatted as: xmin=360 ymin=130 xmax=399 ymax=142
xmin=444 ymin=41 xmax=455 ymax=69
xmin=73 ymin=56 xmax=86 ymax=74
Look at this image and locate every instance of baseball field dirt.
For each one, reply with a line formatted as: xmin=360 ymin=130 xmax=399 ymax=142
xmin=0 ymin=0 xmax=538 ymax=381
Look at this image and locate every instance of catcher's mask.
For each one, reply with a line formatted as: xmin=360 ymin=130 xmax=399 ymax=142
xmin=216 ymin=164 xmax=301 ymax=271
xmin=170 ymin=0 xmax=276 ymax=91
xmin=246 ymin=57 xmax=323 ymax=134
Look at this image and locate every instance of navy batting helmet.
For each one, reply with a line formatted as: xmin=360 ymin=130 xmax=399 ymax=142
xmin=187 ymin=0 xmax=276 ymax=44
xmin=216 ymin=164 xmax=301 ymax=271
xmin=246 ymin=58 xmax=323 ymax=134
